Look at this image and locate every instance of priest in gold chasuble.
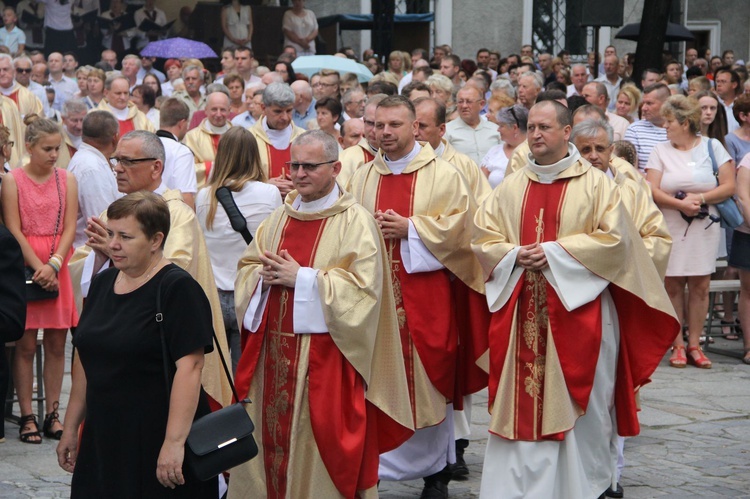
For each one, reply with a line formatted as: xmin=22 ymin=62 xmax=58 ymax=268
xmin=230 ymin=131 xmax=413 ymax=499
xmin=472 ymin=102 xmax=679 ymax=499
xmin=182 ymin=92 xmax=232 ymax=189
xmin=347 ymin=96 xmax=487 ymax=497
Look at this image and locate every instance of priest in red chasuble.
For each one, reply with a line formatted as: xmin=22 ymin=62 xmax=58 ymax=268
xmin=230 ymin=130 xmax=413 ymax=499
xmin=249 ymin=82 xmax=305 ymax=198
xmin=347 ymin=96 xmax=487 ymax=498
xmin=472 ymin=101 xmax=680 ymax=499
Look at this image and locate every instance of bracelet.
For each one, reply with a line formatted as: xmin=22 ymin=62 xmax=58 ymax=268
xmin=46 ymin=261 xmax=60 ymax=274
xmin=47 ymin=255 xmax=63 ymax=274
xmin=700 ymin=194 xmax=706 ymax=204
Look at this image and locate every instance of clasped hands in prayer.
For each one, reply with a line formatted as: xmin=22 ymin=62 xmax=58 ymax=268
xmin=260 ymin=250 xmax=300 ymax=290
xmin=375 ymin=209 xmax=409 ymax=240
xmin=515 ymin=243 xmax=548 ymax=270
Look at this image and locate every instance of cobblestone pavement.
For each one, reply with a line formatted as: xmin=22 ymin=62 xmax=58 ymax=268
xmin=3 ymin=339 xmax=750 ymax=498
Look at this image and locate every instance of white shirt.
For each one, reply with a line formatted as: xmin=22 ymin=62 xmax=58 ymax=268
xmin=0 ymin=26 xmax=26 ymax=54
xmin=595 ymin=75 xmax=622 ymax=111
xmin=67 ymin=142 xmax=122 ymax=248
xmin=231 ymin=111 xmax=256 ymax=128
xmin=158 ymin=132 xmax=198 ymax=195
xmin=480 ymin=144 xmax=509 ymax=188
xmin=48 ymin=74 xmax=78 ymax=111
xmin=444 ymin=117 xmax=502 ymax=165
xmin=37 ymin=0 xmax=73 ymax=30
xmin=196 ymin=181 xmax=281 ymax=291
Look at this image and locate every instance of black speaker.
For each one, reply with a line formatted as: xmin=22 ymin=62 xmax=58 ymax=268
xmin=579 ymin=0 xmax=624 ymax=27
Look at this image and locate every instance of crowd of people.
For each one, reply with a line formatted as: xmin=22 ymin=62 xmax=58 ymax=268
xmin=1 ymin=6 xmax=750 ymax=498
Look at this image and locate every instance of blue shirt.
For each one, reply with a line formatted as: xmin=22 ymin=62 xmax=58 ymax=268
xmin=0 ymin=26 xmax=25 ymax=54
xmin=293 ymin=100 xmax=316 ymax=130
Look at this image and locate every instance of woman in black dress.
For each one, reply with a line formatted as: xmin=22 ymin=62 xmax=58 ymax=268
xmin=56 ymin=192 xmax=217 ymax=498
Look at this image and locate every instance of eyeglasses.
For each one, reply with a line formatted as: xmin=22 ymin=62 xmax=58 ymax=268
xmin=285 ymin=160 xmax=335 ymax=172
xmin=15 ymin=68 xmax=31 ymax=73
xmin=109 ymin=157 xmax=157 ymax=168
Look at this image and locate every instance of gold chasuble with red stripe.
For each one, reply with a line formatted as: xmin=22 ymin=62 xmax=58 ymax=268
xmin=348 ymin=144 xmax=488 ymax=429
xmin=231 ymin=190 xmax=413 ymax=499
xmin=472 ymin=158 xmax=680 ymax=441
xmin=266 ymin=143 xmax=291 ymax=179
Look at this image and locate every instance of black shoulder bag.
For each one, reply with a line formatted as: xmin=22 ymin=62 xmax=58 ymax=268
xmin=215 ymin=186 xmax=253 ymax=244
xmin=157 ymin=268 xmax=258 ymax=481
xmin=25 ymin=169 xmax=61 ymax=301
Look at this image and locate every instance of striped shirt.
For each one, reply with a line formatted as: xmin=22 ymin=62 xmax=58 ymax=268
xmin=624 ymin=119 xmax=668 ymax=172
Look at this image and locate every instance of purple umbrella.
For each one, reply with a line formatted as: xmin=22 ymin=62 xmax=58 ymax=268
xmin=140 ymin=37 xmax=218 ymax=59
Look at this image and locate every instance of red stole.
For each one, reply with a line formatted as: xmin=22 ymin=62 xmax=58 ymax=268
xmin=266 ymin=143 xmax=291 ymax=179
xmin=488 ymin=180 xmax=601 ymax=441
xmin=203 ymin=133 xmax=222 ymax=182
xmin=451 ymin=281 xmax=490 ymax=408
xmin=234 ymin=215 xmax=387 ymax=498
xmin=118 ymin=118 xmax=135 ymax=136
xmin=376 ymin=172 xmax=457 ymax=408
xmin=67 ymin=144 xmax=78 ymax=159
xmin=363 ymin=148 xmax=375 ymax=163
xmin=6 ymin=89 xmax=19 ymax=107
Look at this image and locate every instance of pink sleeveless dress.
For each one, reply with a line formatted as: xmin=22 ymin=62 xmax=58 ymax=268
xmin=11 ymin=167 xmax=79 ymax=329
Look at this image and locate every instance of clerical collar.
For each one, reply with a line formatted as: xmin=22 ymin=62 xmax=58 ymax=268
xmin=293 ymin=183 xmax=340 ymax=213
xmin=0 ymin=84 xmax=14 ymax=96
xmin=384 ymin=142 xmax=421 ymax=175
xmin=527 ymin=143 xmax=580 ymax=184
xmin=434 ymin=141 xmax=446 ymax=157
xmin=107 ymin=103 xmax=129 ymax=120
xmin=66 ymin=127 xmax=82 ymax=149
xmin=153 ymin=182 xmax=168 ymax=196
xmin=262 ymin=116 xmax=292 ymax=149
xmin=204 ymin=119 xmax=229 ymax=135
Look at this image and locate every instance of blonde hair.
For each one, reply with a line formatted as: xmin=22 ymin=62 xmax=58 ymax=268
xmin=660 ymin=94 xmax=702 ymax=134
xmin=24 ymin=114 xmax=61 ymax=146
xmin=617 ymin=84 xmax=642 ymax=114
xmin=203 ymin=127 xmax=266 ymax=230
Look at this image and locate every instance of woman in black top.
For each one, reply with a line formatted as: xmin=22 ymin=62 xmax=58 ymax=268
xmin=56 ymin=192 xmax=217 ymax=498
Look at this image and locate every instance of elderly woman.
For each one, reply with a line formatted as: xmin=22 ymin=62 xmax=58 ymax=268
xmin=131 ymin=85 xmax=160 ymax=130
xmin=646 ymin=95 xmax=735 ymax=369
xmin=426 ymin=74 xmax=455 ymax=108
xmin=314 ymin=96 xmax=341 ymax=139
xmin=84 ymin=68 xmax=106 ymax=110
xmin=615 ymin=84 xmax=641 ymax=123
xmin=57 ymin=192 xmax=217 ymax=497
xmin=480 ymin=104 xmax=528 ymax=188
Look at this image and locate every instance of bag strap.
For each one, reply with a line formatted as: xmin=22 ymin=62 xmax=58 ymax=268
xmin=49 ymin=169 xmax=63 ymax=258
xmin=215 ymin=186 xmax=253 ymax=244
xmin=157 ymin=266 xmax=245 ymax=403
xmin=707 ymin=138 xmax=720 ymax=186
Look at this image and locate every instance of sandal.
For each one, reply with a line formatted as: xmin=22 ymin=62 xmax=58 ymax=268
xmin=743 ymin=349 xmax=750 ymax=365
xmin=669 ymin=345 xmax=687 ymax=368
xmin=43 ymin=401 xmax=63 ymax=440
xmin=687 ymin=346 xmax=712 ymax=369
xmin=18 ymin=414 xmax=42 ymax=444
xmin=722 ymin=320 xmax=740 ymax=341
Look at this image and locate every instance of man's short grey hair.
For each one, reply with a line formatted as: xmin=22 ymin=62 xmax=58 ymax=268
xmin=105 ymin=75 xmax=129 ymax=90
xmin=0 ymin=54 xmax=12 ymax=65
xmin=62 ymin=99 xmax=88 ymax=117
xmin=83 ymin=110 xmax=119 ymax=142
xmin=120 ymin=130 xmax=166 ymax=162
xmin=571 ymin=63 xmax=587 ymax=72
xmin=570 ymin=118 xmax=614 ymax=145
xmin=341 ymin=88 xmax=364 ymax=106
xmin=182 ymin=65 xmax=204 ymax=82
xmin=520 ymin=71 xmax=544 ymax=89
xmin=263 ymin=82 xmax=295 ymax=107
xmin=292 ymin=130 xmax=339 ymax=162
xmin=490 ymin=77 xmax=516 ymax=99
xmin=206 ymin=83 xmax=230 ymax=98
xmin=122 ymin=54 xmax=142 ymax=68
xmin=13 ymin=55 xmax=32 ymax=67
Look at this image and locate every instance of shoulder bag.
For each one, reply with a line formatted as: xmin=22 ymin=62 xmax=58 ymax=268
xmin=215 ymin=186 xmax=253 ymax=244
xmin=25 ymin=169 xmax=61 ymax=301
xmin=157 ymin=268 xmax=258 ymax=481
xmin=707 ymin=138 xmax=744 ymax=229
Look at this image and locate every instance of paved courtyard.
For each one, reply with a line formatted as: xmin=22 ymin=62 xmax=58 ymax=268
xmin=2 ymin=338 xmax=750 ymax=498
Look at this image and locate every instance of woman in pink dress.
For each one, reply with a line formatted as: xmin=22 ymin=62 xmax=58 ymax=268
xmin=0 ymin=115 xmax=79 ymax=443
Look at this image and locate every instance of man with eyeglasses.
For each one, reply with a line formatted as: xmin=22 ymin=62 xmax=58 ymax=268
xmin=229 ymin=129 xmax=412 ymax=498
xmin=69 ymin=130 xmax=233 ymax=413
xmin=715 ymin=66 xmax=742 ymax=132
xmin=182 ymin=91 xmax=232 ymax=189
xmin=348 ymin=96 xmax=485 ymax=499
xmin=317 ymin=69 xmax=340 ymax=99
xmin=0 ymin=53 xmax=42 ymax=120
xmin=444 ymin=85 xmax=500 ymax=164
xmin=250 ymin=82 xmax=305 ymax=197
xmin=337 ymin=93 xmax=385 ymax=186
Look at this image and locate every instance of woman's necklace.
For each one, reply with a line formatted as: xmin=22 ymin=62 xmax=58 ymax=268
xmin=116 ymin=257 xmax=163 ymax=293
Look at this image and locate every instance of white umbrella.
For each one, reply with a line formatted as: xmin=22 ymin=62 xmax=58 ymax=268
xmin=292 ymin=55 xmax=374 ymax=83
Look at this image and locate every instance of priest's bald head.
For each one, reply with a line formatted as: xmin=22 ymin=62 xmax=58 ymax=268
xmin=290 ymin=130 xmax=341 ymax=203
xmin=527 ymin=100 xmax=572 ymax=166
xmin=112 ymin=130 xmax=166 ymax=194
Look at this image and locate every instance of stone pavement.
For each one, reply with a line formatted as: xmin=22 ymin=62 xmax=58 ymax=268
xmin=3 ymin=338 xmax=750 ymax=498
